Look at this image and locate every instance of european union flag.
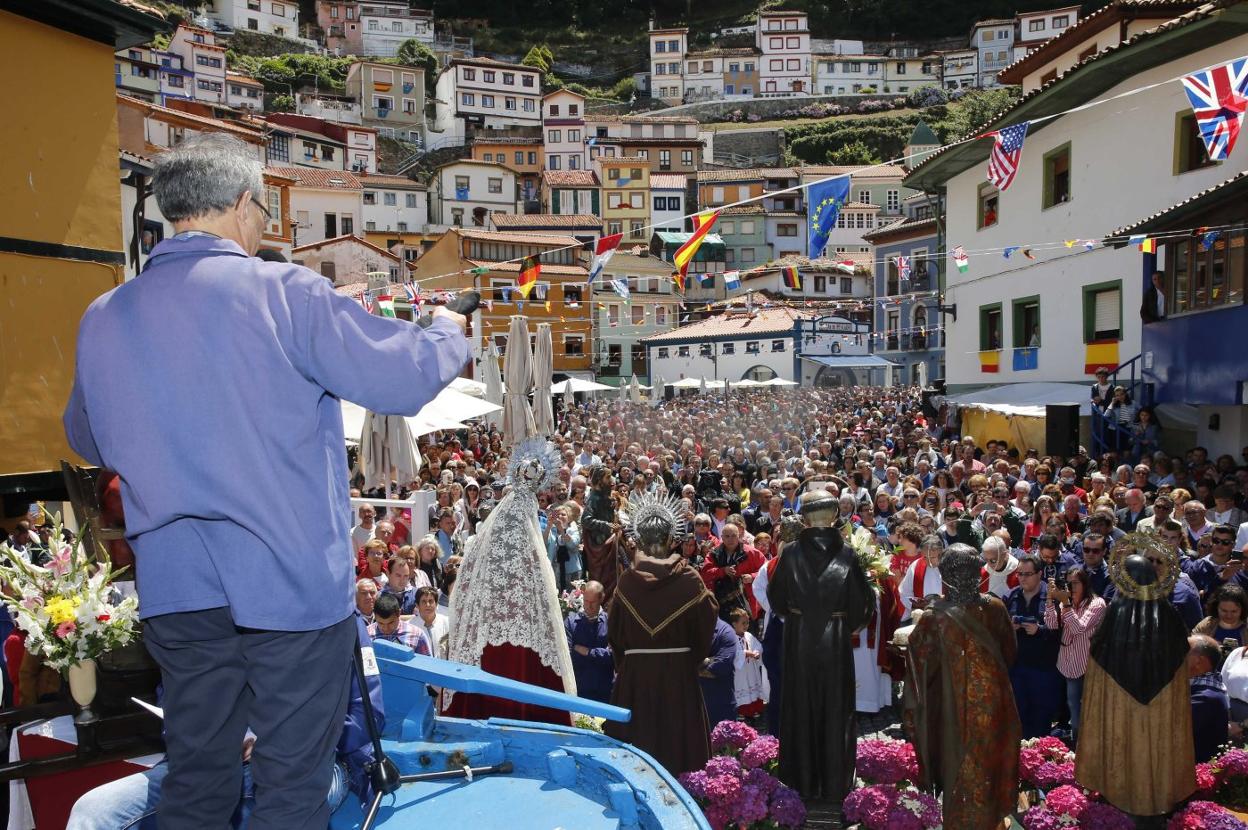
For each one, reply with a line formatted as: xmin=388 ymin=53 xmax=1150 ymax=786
xmin=806 ymin=175 xmax=851 ymax=259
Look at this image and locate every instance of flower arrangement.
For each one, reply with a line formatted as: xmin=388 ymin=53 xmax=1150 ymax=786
xmin=1208 ymin=748 xmax=1248 ymax=811
xmin=0 ymin=515 xmax=138 ymax=671
xmin=842 ymin=783 xmax=942 ymax=830
xmin=678 ymin=721 xmax=804 ymax=829
xmin=558 ymin=580 xmax=586 ymax=617
xmin=1020 ymin=785 xmax=1133 ymax=830
xmin=1166 ymin=801 xmax=1248 ymax=830
xmin=846 ymin=527 xmax=891 ymax=595
xmin=1019 ymin=736 xmax=1076 ymax=790
xmin=855 ymin=738 xmax=919 ymax=786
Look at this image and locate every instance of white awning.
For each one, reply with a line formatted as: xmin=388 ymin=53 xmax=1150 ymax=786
xmin=942 ymin=382 xmax=1092 ymax=418
xmin=341 ymin=387 xmax=502 ymax=443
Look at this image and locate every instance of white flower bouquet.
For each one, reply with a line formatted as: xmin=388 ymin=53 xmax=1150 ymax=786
xmin=0 ymin=515 xmax=139 ymax=671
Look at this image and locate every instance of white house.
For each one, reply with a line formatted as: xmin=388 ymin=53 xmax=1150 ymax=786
xmin=650 ymin=172 xmax=687 ymax=233
xmin=905 ymin=7 xmax=1248 ymax=392
xmin=649 ymin=26 xmax=688 ymax=104
xmin=225 ymin=72 xmax=264 ymax=109
xmin=430 ymin=158 xmax=518 ymax=228
xmin=683 ymin=51 xmax=725 ymax=102
xmin=542 ymin=89 xmax=587 ymax=172
xmin=645 ymin=305 xmax=863 ymax=385
xmin=204 ymin=0 xmax=298 ymax=38
xmin=813 ymin=54 xmax=886 ymax=94
xmin=359 ymin=173 xmax=428 ymax=234
xmin=970 ymin=18 xmax=1015 ymax=88
xmin=167 ymin=24 xmax=226 ymax=104
xmin=741 ymin=259 xmax=873 ymax=303
xmin=432 ymin=57 xmax=542 ymax=144
xmin=757 ymin=10 xmax=811 ymax=95
xmin=939 ymin=48 xmax=978 ymax=90
xmin=1013 ymin=5 xmax=1080 ymax=63
xmin=360 ymin=3 xmax=434 ymax=57
xmin=271 ymin=165 xmax=364 ymax=246
xmin=592 ymin=250 xmax=681 ymax=383
xmin=291 ymin=234 xmax=408 ymax=283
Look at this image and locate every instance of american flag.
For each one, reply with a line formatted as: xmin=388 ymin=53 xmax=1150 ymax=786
xmin=985 ymin=121 xmax=1030 ymax=191
xmin=896 ymin=255 xmax=911 ymax=283
xmin=1181 ymin=58 xmax=1248 ymax=161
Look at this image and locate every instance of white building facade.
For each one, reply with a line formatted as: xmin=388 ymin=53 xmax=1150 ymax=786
xmin=431 ymin=159 xmax=518 ymax=228
xmin=648 ymin=27 xmax=688 ymax=104
xmin=360 ymin=4 xmax=434 ymax=56
xmin=939 ymin=49 xmax=978 ymax=90
xmin=433 ymin=58 xmax=542 ymax=144
xmin=542 ymin=89 xmax=587 ymax=172
xmin=360 ymin=173 xmax=428 ymax=233
xmin=908 ymin=23 xmax=1248 ymax=392
xmin=168 ymin=25 xmax=226 ymax=104
xmin=270 ymin=166 xmax=365 ymax=247
xmin=1013 ymin=6 xmax=1080 ymax=63
xmin=649 ymin=173 xmax=687 ymax=233
xmin=757 ymin=10 xmax=811 ymax=96
xmin=205 ymin=0 xmax=299 ymax=37
xmin=971 ymin=19 xmax=1015 ymax=88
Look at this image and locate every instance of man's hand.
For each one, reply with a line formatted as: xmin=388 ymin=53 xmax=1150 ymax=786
xmin=1022 ymin=622 xmax=1039 ymax=636
xmin=431 ymin=305 xmax=467 ymax=332
xmin=574 ymin=645 xmax=590 ymax=656
xmin=1222 ymin=561 xmax=1243 ymax=582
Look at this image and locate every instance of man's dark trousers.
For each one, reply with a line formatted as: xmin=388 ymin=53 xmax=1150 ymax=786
xmin=144 ymin=607 xmax=356 ymax=828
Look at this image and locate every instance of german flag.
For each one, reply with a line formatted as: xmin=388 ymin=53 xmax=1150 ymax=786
xmin=517 ymin=255 xmax=540 ymax=299
xmin=782 ymin=265 xmax=801 ymax=290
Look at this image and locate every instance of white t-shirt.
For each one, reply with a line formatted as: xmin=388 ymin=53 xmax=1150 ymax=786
xmin=351 ymin=523 xmax=375 ymax=552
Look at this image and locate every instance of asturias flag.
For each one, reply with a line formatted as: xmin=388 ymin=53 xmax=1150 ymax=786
xmin=517 ymin=255 xmax=541 ymax=299
xmin=673 ymin=211 xmax=720 ymax=280
xmin=806 ymin=175 xmax=851 ymax=259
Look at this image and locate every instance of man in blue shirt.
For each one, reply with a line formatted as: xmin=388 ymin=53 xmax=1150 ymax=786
xmin=1004 ymin=554 xmax=1064 ymax=738
xmin=62 ymin=134 xmax=469 ymax=829
xmin=565 ymin=581 xmax=613 ymax=703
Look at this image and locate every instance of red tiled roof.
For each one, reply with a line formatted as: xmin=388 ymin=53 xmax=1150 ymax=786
xmin=357 ymin=172 xmax=426 ymax=188
xmin=117 ymin=94 xmax=265 ymax=141
xmin=642 ymin=306 xmax=815 ymax=344
xmin=466 ymin=259 xmax=587 ymax=276
xmin=453 ymin=228 xmax=583 ymax=246
xmin=292 ymin=234 xmax=399 ymax=261
xmin=490 ymin=213 xmax=602 ymax=229
xmin=541 ymin=170 xmax=599 ymax=187
xmin=861 ymin=216 xmax=938 ymax=242
xmin=697 ymin=168 xmax=767 ymax=182
xmin=334 ymin=280 xmax=370 ymax=297
xmin=268 ymin=166 xmax=363 ymax=190
xmin=650 ymin=173 xmax=689 ymax=189
xmin=801 ymin=164 xmax=908 ymax=179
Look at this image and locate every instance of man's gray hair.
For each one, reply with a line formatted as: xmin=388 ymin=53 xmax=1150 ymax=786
xmin=152 ymin=133 xmax=265 ymax=222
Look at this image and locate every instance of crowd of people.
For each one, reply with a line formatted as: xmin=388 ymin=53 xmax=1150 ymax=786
xmin=340 ymin=383 xmax=1248 ymax=773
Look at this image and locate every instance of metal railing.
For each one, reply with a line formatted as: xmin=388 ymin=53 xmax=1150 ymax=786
xmin=1090 ymin=353 xmax=1154 ymax=458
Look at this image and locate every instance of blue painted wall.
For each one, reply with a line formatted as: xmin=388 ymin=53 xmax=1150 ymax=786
xmin=1143 ymin=304 xmax=1248 ymax=405
xmin=870 ymin=231 xmax=943 ymax=383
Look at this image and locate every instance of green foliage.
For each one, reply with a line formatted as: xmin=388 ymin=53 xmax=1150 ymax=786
xmin=937 ymin=87 xmax=1021 ymax=140
xmin=826 ymin=139 xmax=880 ymax=165
xmin=394 ymin=39 xmax=438 ymax=89
xmin=269 ymin=94 xmax=295 ymax=112
xmin=609 ymin=76 xmax=638 ymax=101
xmin=225 ymin=52 xmax=357 ymax=96
xmin=543 ymin=73 xmax=565 ymax=91
xmin=522 ymin=44 xmax=556 ymax=73
xmin=565 ymin=82 xmax=591 ymax=96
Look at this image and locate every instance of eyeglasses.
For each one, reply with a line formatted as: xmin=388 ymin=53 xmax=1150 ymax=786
xmin=1214 ymin=538 xmax=1235 ymax=546
xmin=1018 ymin=570 xmax=1039 ymax=577
xmin=250 ymin=197 xmax=272 ymax=222
xmin=1083 ymin=547 xmax=1103 ymax=554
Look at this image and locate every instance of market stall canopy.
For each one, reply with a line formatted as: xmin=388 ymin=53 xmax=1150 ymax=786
xmin=550 ymin=377 xmax=614 ymax=394
xmin=942 ymin=382 xmax=1092 ymax=418
xmin=341 ymin=388 xmax=502 ymax=443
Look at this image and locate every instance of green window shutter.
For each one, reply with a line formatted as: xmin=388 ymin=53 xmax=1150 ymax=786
xmin=552 ymin=189 xmax=561 ymax=213
xmin=591 ymin=189 xmax=600 ymax=216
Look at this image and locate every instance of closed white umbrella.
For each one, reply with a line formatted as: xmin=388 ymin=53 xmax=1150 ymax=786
xmin=502 ymin=315 xmax=536 ymax=445
xmin=699 ymin=376 xmax=707 ymax=395
xmin=629 ymin=374 xmax=642 ymax=404
xmin=359 ymin=411 xmax=422 ymax=489
xmin=561 ymin=378 xmax=575 ymax=411
xmin=533 ymin=323 xmax=555 ymax=436
xmin=482 ymin=340 xmax=505 ymax=428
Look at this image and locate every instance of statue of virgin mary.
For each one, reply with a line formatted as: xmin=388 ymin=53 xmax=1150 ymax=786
xmin=443 ymin=437 xmax=577 ymax=725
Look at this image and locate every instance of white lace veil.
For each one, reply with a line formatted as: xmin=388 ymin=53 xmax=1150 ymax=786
xmin=445 ymin=438 xmax=576 ymax=702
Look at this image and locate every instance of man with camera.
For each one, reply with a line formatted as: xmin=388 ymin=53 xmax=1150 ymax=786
xmin=1004 ymin=554 xmax=1064 ymax=738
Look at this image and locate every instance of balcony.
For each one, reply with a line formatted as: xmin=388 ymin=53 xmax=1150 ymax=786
xmin=403 ymin=82 xmax=414 ymax=93
xmin=886 ymin=335 xmax=899 ymax=351
xmin=907 ymin=333 xmax=927 ymax=351
xmin=360 ymin=5 xmax=432 ymax=17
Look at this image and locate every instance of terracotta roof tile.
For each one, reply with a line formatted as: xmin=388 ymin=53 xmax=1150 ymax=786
xmin=117 ymin=94 xmax=265 ymax=141
xmin=642 ymin=306 xmax=815 ymax=343
xmin=268 ymin=166 xmax=363 ymax=190
xmin=357 ymin=173 xmax=425 ymax=188
xmin=801 ymin=164 xmax=908 ymax=179
xmin=719 ymin=204 xmax=766 ymax=215
xmin=490 ymin=214 xmax=602 ymax=229
xmin=466 ymin=259 xmax=587 ymax=276
xmin=697 ymin=168 xmax=768 ymax=182
xmin=454 ymin=228 xmax=584 ymax=246
xmin=541 ymin=170 xmax=599 ymax=187
xmin=293 ymin=234 xmax=399 ymax=261
xmin=1108 ymin=168 xmax=1248 ymax=237
xmin=650 ymin=173 xmax=690 ymax=189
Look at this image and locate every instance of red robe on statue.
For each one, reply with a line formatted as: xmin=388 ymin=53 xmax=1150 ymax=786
xmin=442 ymin=644 xmax=572 ymax=726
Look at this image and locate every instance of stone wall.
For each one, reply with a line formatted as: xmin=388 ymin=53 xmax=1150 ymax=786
xmin=649 ymin=93 xmax=909 ymax=123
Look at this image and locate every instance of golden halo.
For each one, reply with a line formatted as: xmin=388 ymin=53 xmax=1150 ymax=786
xmin=1107 ymin=531 xmax=1180 ymax=601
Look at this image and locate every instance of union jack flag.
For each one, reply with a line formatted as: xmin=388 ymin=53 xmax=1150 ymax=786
xmin=1181 ymin=58 xmax=1248 ymax=161
xmin=403 ymin=282 xmax=418 ymax=303
xmin=984 ymin=121 xmax=1030 ymax=191
xmin=896 ymin=255 xmax=911 ymax=283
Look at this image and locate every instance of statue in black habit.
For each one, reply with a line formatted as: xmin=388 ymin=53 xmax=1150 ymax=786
xmin=768 ymin=487 xmax=876 ymax=804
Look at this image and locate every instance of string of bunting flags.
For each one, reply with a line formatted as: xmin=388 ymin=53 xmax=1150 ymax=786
xmin=345 ymin=51 xmax=1246 ymax=303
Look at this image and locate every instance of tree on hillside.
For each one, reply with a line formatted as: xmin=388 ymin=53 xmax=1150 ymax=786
xmin=939 ymin=88 xmax=1020 ymax=140
xmin=396 ymin=39 xmax=438 ymax=89
xmin=521 ymin=44 xmax=555 ymax=74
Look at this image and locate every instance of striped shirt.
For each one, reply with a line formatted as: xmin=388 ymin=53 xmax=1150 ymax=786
xmin=1043 ymin=596 xmax=1107 ymax=679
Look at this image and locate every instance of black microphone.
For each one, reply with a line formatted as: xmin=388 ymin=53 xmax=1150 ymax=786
xmin=416 ymin=290 xmax=481 ymax=328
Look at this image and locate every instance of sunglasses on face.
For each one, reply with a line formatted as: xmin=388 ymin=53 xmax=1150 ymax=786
xmin=1018 ymin=571 xmax=1039 ymax=577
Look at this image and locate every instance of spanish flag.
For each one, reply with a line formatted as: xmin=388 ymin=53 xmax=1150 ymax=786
xmin=672 ymin=210 xmax=720 ymax=283
xmin=1084 ymin=340 xmax=1119 ymax=375
xmin=517 ymin=255 xmax=540 ymax=299
xmin=671 ymin=270 xmax=686 ymax=293
xmin=979 ymin=350 xmax=1000 ymax=373
xmin=782 ymin=265 xmax=801 ymax=290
